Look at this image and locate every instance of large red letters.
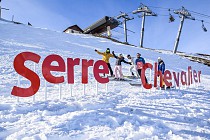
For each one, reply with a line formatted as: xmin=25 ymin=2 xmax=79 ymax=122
xmin=154 ymin=62 xmax=163 ymax=88
xmin=11 ymin=52 xmax=41 ymax=97
xmin=42 ymin=55 xmax=65 ymax=83
xmin=164 ymin=70 xmax=172 ymax=87
xmin=93 ymin=60 xmax=109 ymax=83
xmin=12 ymin=52 xmax=109 ymax=97
xmin=141 ymin=63 xmax=153 ymax=89
xmin=12 ymin=52 xmax=202 ymax=97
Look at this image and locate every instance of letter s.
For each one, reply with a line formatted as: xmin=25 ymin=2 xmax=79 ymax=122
xmin=11 ymin=52 xmax=41 ymax=97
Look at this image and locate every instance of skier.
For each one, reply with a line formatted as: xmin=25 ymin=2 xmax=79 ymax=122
xmin=95 ymin=48 xmax=114 ymax=77
xmin=158 ymin=57 xmax=165 ymax=75
xmin=135 ymin=53 xmax=148 ymax=83
xmin=112 ymin=51 xmax=131 ymax=80
xmin=127 ymin=54 xmax=136 ymax=77
xmin=158 ymin=57 xmax=168 ymax=89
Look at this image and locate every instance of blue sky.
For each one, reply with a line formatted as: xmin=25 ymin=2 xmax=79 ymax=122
xmin=1 ymin=0 xmax=210 ymax=54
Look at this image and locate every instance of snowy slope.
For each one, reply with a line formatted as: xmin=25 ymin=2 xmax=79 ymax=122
xmin=0 ymin=20 xmax=210 ymax=140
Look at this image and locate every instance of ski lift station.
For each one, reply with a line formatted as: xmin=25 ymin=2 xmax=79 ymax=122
xmin=63 ymin=16 xmax=121 ymax=37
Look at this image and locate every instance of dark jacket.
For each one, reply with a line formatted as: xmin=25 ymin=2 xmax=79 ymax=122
xmin=112 ymin=52 xmax=130 ymax=65
xmin=158 ymin=60 xmax=165 ymax=74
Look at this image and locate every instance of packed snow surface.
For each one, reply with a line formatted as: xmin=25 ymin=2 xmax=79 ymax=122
xmin=0 ymin=21 xmax=210 ymax=140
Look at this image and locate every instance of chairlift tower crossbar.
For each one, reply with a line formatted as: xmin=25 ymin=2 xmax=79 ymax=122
xmin=0 ymin=1 xmax=9 ymax=19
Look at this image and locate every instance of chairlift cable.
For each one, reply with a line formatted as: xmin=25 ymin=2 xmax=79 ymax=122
xmin=195 ymin=19 xmax=210 ymax=24
xmin=118 ymin=26 xmax=135 ymax=33
xmin=147 ymin=5 xmax=210 ymax=19
xmin=188 ymin=10 xmax=210 ymax=19
xmin=147 ymin=5 xmax=175 ymax=11
xmin=112 ymin=30 xmax=125 ymax=35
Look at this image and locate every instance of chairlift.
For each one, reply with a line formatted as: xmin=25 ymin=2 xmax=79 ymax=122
xmin=168 ymin=9 xmax=175 ymax=23
xmin=169 ymin=14 xmax=175 ymax=23
xmin=201 ymin=20 xmax=207 ymax=32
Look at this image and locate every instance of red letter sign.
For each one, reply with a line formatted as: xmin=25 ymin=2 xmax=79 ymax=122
xmin=181 ymin=71 xmax=187 ymax=85
xmin=11 ymin=52 xmax=41 ymax=97
xmin=173 ymin=72 xmax=180 ymax=87
xmin=93 ymin=60 xmax=109 ymax=83
xmin=42 ymin=55 xmax=65 ymax=83
xmin=154 ymin=62 xmax=163 ymax=87
xmin=82 ymin=59 xmax=94 ymax=84
xmin=164 ymin=70 xmax=172 ymax=87
xmin=141 ymin=63 xmax=153 ymax=89
xmin=67 ymin=58 xmax=80 ymax=84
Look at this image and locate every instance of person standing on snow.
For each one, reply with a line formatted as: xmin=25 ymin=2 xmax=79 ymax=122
xmin=127 ymin=54 xmax=137 ymax=77
xmin=112 ymin=51 xmax=131 ymax=80
xmin=158 ymin=57 xmax=165 ymax=74
xmin=135 ymin=53 xmax=148 ymax=83
xmin=95 ymin=48 xmax=114 ymax=77
xmin=158 ymin=57 xmax=166 ymax=88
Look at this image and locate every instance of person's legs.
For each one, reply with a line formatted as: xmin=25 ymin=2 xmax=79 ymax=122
xmin=135 ymin=66 xmax=140 ymax=77
xmin=130 ymin=65 xmax=135 ymax=76
xmin=114 ymin=66 xmax=119 ymax=78
xmin=137 ymin=69 xmax=141 ymax=77
xmin=107 ymin=63 xmax=113 ymax=76
xmin=118 ymin=66 xmax=123 ymax=78
xmin=162 ymin=78 xmax=165 ymax=88
xmin=138 ymin=69 xmax=148 ymax=83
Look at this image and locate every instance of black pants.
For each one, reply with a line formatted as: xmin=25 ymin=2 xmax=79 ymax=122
xmin=137 ymin=69 xmax=148 ymax=83
xmin=107 ymin=63 xmax=113 ymax=76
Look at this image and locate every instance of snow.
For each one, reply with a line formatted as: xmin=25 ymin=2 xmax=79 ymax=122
xmin=0 ymin=20 xmax=210 ymax=140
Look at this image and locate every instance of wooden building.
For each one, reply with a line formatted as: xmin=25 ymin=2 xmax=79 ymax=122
xmin=63 ymin=25 xmax=83 ymax=34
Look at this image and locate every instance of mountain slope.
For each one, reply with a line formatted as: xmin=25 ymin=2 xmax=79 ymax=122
xmin=0 ymin=21 xmax=210 ymax=140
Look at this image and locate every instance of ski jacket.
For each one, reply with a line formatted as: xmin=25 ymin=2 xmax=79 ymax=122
xmin=113 ymin=52 xmax=130 ymax=66
xmin=135 ymin=57 xmax=145 ymax=65
xmin=96 ymin=50 xmax=114 ymax=63
xmin=135 ymin=57 xmax=146 ymax=69
xmin=158 ymin=60 xmax=165 ymax=74
xmin=128 ymin=57 xmax=135 ymax=65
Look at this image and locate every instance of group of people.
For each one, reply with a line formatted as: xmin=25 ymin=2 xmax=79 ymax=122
xmin=94 ymin=48 xmax=166 ymax=87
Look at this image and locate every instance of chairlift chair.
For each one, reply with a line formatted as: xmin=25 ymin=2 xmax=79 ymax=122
xmin=168 ymin=9 xmax=175 ymax=23
xmin=201 ymin=20 xmax=207 ymax=32
xmin=169 ymin=14 xmax=175 ymax=23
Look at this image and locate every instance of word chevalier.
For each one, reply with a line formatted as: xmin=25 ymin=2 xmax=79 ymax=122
xmin=12 ymin=52 xmax=202 ymax=97
xmin=141 ymin=63 xmax=201 ymax=89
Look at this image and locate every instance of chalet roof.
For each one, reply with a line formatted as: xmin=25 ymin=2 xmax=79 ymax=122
xmin=63 ymin=25 xmax=83 ymax=33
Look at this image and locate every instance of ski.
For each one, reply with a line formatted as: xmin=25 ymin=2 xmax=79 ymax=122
xmin=109 ymin=78 xmax=132 ymax=81
xmin=123 ymin=75 xmax=139 ymax=79
xmin=129 ymin=83 xmax=142 ymax=86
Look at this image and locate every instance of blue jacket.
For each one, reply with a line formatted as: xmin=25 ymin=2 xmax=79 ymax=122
xmin=158 ymin=60 xmax=165 ymax=74
xmin=135 ymin=57 xmax=145 ymax=65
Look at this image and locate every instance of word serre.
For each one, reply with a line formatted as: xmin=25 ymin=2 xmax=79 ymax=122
xmin=12 ymin=52 xmax=109 ymax=97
